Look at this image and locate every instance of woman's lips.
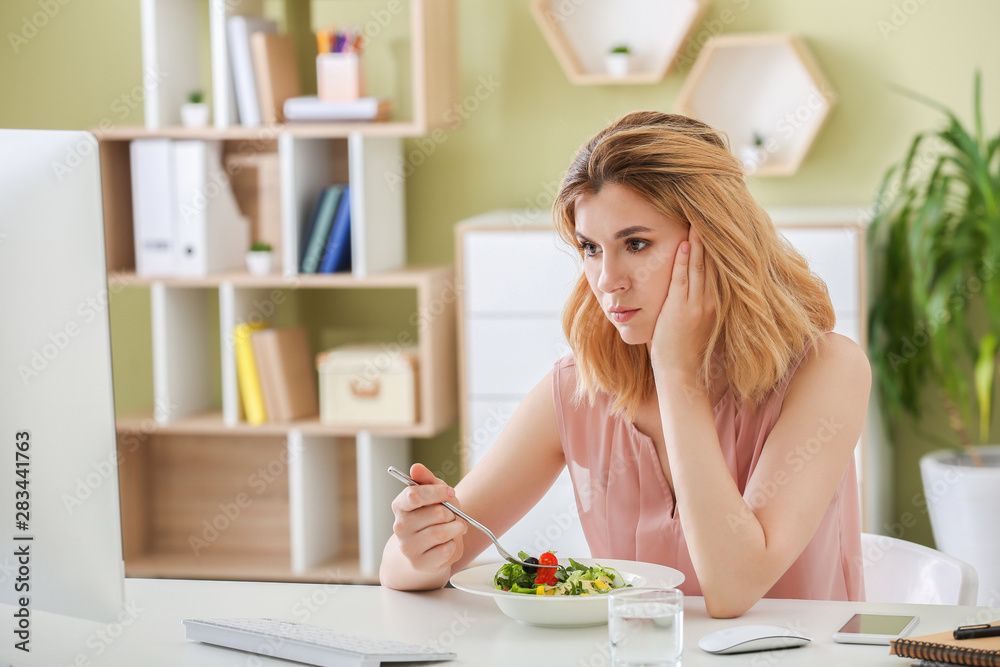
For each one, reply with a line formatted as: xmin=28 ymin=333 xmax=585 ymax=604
xmin=609 ymin=309 xmax=639 ymax=323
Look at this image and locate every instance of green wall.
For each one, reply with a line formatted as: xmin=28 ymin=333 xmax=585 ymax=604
xmin=2 ymin=0 xmax=999 ymax=548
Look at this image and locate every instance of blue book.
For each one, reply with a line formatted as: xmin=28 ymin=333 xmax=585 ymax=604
xmin=299 ymin=184 xmax=343 ymax=274
xmin=318 ymin=184 xmax=352 ymax=273
xmin=298 ymin=189 xmax=326 ymax=269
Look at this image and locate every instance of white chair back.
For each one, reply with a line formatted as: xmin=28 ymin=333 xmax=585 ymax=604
xmin=861 ymin=532 xmax=979 ymax=605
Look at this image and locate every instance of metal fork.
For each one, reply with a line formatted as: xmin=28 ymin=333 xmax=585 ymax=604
xmin=387 ymin=466 xmax=537 ymax=568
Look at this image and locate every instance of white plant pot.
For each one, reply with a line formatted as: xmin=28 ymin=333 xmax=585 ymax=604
xmin=245 ymin=251 xmax=273 ymax=276
xmin=180 ymin=102 xmax=210 ymax=128
xmin=921 ymin=446 xmax=1000 ymax=606
xmin=605 ymin=53 xmax=631 ymax=78
xmin=739 ymin=144 xmax=768 ymax=173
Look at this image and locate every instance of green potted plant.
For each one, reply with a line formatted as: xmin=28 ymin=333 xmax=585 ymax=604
xmin=605 ymin=43 xmax=632 ymax=78
xmin=181 ymin=89 xmax=209 ymax=128
xmin=246 ymin=240 xmax=274 ymax=275
xmin=867 ymin=71 xmax=999 ymax=605
xmin=739 ymin=131 xmax=769 ymax=173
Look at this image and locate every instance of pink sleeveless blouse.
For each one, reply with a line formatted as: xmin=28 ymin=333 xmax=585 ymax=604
xmin=552 ymin=338 xmax=865 ymax=601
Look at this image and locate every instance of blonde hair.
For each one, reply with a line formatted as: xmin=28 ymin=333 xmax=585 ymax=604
xmin=553 ymin=111 xmax=835 ymax=420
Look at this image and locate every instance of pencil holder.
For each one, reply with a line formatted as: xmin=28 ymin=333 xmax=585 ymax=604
xmin=317 ymin=52 xmax=365 ymax=102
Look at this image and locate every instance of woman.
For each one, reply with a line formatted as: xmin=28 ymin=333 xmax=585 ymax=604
xmin=380 ymin=111 xmax=869 ymax=618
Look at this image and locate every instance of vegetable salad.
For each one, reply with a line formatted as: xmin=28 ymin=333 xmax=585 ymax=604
xmin=493 ymin=552 xmax=630 ymax=596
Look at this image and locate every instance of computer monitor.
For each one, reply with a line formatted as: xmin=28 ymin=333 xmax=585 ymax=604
xmin=0 ymin=129 xmax=125 ymax=622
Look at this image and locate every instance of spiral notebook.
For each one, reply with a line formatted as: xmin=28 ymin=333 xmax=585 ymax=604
xmin=890 ymin=625 xmax=1000 ymax=666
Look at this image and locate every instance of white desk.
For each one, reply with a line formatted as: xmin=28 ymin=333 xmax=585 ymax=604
xmin=7 ymin=578 xmax=997 ymax=666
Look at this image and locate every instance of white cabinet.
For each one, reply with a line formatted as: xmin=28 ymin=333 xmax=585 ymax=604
xmin=457 ymin=210 xmax=589 ymax=560
xmin=457 ymin=208 xmax=877 ymax=559
xmin=777 ymin=225 xmax=862 ymax=339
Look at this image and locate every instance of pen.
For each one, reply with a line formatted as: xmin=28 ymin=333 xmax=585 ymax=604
xmin=953 ymin=623 xmax=1000 ymax=640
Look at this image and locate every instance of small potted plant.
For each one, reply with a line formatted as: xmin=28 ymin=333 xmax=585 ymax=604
xmin=245 ymin=241 xmax=274 ymax=275
xmin=739 ymin=132 xmax=770 ymax=173
xmin=605 ymin=44 xmax=632 ymax=78
xmin=181 ymin=90 xmax=210 ymax=128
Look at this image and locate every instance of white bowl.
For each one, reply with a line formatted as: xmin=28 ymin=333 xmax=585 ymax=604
xmin=449 ymin=558 xmax=684 ymax=627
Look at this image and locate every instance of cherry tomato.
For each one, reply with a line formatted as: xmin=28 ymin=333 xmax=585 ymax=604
xmin=535 ymin=570 xmax=557 ymax=586
xmin=534 ymin=552 xmax=558 ymax=586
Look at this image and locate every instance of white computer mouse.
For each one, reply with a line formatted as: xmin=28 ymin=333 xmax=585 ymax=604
xmin=698 ymin=624 xmax=813 ymax=654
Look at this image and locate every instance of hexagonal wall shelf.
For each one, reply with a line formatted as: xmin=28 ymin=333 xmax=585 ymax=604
xmin=530 ymin=0 xmax=710 ymax=85
xmin=675 ymin=33 xmax=837 ymax=176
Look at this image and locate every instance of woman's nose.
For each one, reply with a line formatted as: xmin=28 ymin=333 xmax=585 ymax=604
xmin=597 ymin=255 xmax=629 ymax=293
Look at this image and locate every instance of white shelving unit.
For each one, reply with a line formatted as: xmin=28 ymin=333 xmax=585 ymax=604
xmin=102 ymin=0 xmax=459 ymax=584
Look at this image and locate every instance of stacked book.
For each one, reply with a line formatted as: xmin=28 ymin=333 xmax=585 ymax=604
xmin=233 ymin=324 xmax=319 ymax=425
xmin=283 ymin=96 xmax=391 ymax=122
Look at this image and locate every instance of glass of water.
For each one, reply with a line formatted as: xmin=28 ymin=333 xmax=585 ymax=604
xmin=608 ymin=587 xmax=683 ymax=667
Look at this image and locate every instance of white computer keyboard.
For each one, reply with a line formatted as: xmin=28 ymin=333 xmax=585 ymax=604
xmin=183 ymin=617 xmax=457 ymax=667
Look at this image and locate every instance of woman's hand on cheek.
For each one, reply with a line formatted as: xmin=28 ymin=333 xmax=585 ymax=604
xmin=651 ymin=226 xmax=716 ymax=376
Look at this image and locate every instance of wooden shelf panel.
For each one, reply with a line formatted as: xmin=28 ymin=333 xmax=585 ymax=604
xmin=124 ymin=552 xmax=376 ymax=584
xmin=95 ymin=122 xmax=426 ymax=141
xmin=117 ymin=411 xmax=443 ymax=439
xmin=111 ymin=265 xmax=452 ymax=289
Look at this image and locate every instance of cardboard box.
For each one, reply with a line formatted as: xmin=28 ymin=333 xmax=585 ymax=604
xmin=316 ymin=344 xmax=418 ymax=426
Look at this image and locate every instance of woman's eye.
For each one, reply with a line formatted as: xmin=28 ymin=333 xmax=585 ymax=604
xmin=626 ymin=239 xmax=649 ymax=253
xmin=580 ymin=242 xmax=599 ymax=257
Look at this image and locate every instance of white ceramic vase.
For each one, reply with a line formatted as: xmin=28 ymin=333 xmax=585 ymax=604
xmin=180 ymin=102 xmax=210 ymax=128
xmin=739 ymin=144 xmax=768 ymax=173
xmin=920 ymin=446 xmax=1000 ymax=606
xmin=245 ymin=250 xmax=273 ymax=276
xmin=605 ymin=53 xmax=631 ymax=78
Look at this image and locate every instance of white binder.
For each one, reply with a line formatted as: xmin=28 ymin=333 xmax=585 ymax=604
xmin=172 ymin=140 xmax=250 ymax=276
xmin=130 ymin=138 xmax=177 ymax=275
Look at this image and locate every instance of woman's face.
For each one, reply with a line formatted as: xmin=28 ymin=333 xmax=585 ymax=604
xmin=574 ymin=183 xmax=689 ymax=345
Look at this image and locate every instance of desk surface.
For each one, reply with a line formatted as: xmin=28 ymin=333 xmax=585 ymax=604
xmin=6 ymin=578 xmax=997 ymax=666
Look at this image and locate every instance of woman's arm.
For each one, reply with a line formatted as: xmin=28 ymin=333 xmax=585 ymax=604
xmin=656 ymin=334 xmax=869 ymax=617
xmin=651 ymin=229 xmax=870 ymax=618
xmin=380 ymin=368 xmax=566 ymax=590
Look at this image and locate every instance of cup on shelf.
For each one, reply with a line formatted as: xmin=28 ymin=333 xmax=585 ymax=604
xmin=609 ymin=587 xmax=683 ymax=667
xmin=317 ymin=52 xmax=365 ymax=102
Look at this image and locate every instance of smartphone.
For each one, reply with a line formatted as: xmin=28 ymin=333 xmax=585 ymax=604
xmin=832 ymin=613 xmax=920 ymax=645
